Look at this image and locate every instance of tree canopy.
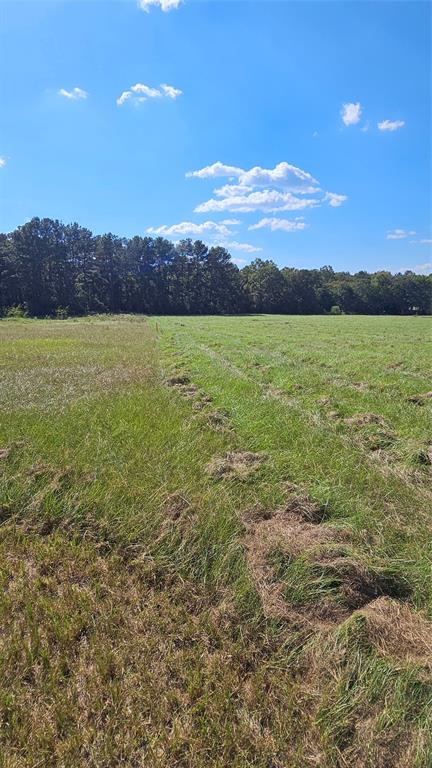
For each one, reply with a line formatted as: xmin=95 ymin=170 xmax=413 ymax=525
xmin=1 ymin=218 xmax=430 ymax=316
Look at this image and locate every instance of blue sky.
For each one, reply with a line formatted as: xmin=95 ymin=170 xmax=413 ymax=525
xmin=1 ymin=0 xmax=431 ymax=273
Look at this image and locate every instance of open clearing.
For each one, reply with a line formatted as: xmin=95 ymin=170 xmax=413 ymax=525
xmin=0 ymin=314 xmax=431 ymax=767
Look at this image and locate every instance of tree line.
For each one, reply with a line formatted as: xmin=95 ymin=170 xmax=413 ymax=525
xmin=0 ymin=217 xmax=430 ymax=317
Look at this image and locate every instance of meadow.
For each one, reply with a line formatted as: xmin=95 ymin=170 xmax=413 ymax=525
xmin=0 ymin=313 xmax=431 ymax=767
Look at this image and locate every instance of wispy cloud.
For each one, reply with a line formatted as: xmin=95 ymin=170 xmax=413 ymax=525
xmin=232 ymin=257 xmax=247 ymax=266
xmin=221 ymin=240 xmax=262 ymax=253
xmin=117 ymin=82 xmax=181 ymax=106
xmin=58 ymin=87 xmax=88 ymax=100
xmin=378 ymin=119 xmax=405 ymax=132
xmin=248 ymin=217 xmax=306 ymax=232
xmin=419 ymin=239 xmax=432 ymax=245
xmin=186 ymin=162 xmax=244 ymax=180
xmin=138 ymin=0 xmax=181 ymax=10
xmin=146 ymin=219 xmax=261 ymax=254
xmin=325 ymin=191 xmax=348 ymax=208
xmin=194 ymin=190 xmax=319 ymax=214
xmin=387 ymin=229 xmax=416 ymax=240
xmin=399 ymin=262 xmax=432 ymax=275
xmin=0 ymin=157 xmax=6 ymax=168
xmin=341 ymin=102 xmax=362 ymax=126
xmin=147 ymin=220 xmax=236 ymax=237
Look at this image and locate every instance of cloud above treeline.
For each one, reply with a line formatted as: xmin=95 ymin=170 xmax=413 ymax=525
xmin=147 ymin=220 xmax=239 ymax=238
xmin=248 ymin=217 xmax=306 ymax=232
xmin=146 ymin=219 xmax=262 ymax=253
xmin=187 ymin=161 xmax=347 ymax=214
xmin=147 ymin=160 xmax=347 ymax=258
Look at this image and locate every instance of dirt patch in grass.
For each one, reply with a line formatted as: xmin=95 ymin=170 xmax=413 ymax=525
xmin=351 ymin=381 xmax=370 ymax=392
xmin=205 ymin=451 xmax=266 ymax=480
xmin=264 ymin=385 xmax=286 ymax=399
xmin=407 ymin=391 xmax=432 ymax=405
xmin=165 ymin=373 xmax=198 ymax=398
xmin=283 ymin=489 xmax=328 ymax=523
xmin=358 ymin=597 xmax=432 ymax=669
xmin=165 ymin=374 xmax=191 ymax=386
xmin=341 ymin=414 xmax=396 ymax=451
xmin=205 ymin=410 xmax=233 ymax=433
xmin=0 ymin=447 xmax=10 ymax=460
xmin=162 ymin=492 xmax=192 ymax=521
xmin=192 ymin=394 xmax=212 ymax=411
xmin=414 ymin=444 xmax=432 ymax=466
xmin=166 ymin=373 xmax=216 ymax=406
xmin=343 ymin=413 xmax=387 ymax=427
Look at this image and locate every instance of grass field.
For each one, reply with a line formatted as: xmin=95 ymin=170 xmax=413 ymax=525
xmin=0 ymin=314 xmax=431 ymax=767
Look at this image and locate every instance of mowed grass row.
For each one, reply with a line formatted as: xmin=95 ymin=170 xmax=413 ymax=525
xmin=0 ymin=314 xmax=431 ymax=767
xmin=156 ymin=314 xmax=432 ymax=606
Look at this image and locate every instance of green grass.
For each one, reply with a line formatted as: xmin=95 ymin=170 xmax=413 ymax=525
xmin=0 ymin=314 xmax=431 ymax=767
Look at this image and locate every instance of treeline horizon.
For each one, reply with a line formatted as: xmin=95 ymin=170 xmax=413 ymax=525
xmin=0 ymin=217 xmax=430 ymax=317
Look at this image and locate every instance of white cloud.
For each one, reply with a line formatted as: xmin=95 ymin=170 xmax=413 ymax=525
xmin=138 ymin=0 xmax=181 ymax=10
xmin=160 ymin=83 xmax=182 ymax=99
xmin=214 ymin=184 xmax=255 ymax=197
xmin=0 ymin=157 xmax=6 ymax=168
xmin=186 ymin=162 xmax=244 ymax=180
xmin=325 ymin=191 xmax=348 ymax=208
xmin=248 ymin=217 xmax=306 ymax=232
xmin=117 ymin=82 xmax=182 ymax=106
xmin=147 ymin=220 xmax=235 ymax=237
xmin=146 ymin=219 xmax=261 ymax=254
xmin=378 ymin=119 xmax=405 ymax=132
xmin=194 ymin=189 xmax=320 ymax=214
xmin=399 ymin=262 xmax=432 ymax=275
xmin=187 ymin=160 xmax=319 ymax=193
xmin=221 ymin=241 xmax=262 ymax=253
xmin=238 ymin=162 xmax=319 ymax=193
xmin=232 ymin=257 xmax=247 ymax=266
xmin=188 ymin=160 xmax=346 ymax=216
xmin=58 ymin=87 xmax=88 ymax=100
xmin=419 ymin=239 xmax=432 ymax=245
xmin=341 ymin=102 xmax=362 ymax=126
xmin=387 ymin=229 xmax=416 ymax=240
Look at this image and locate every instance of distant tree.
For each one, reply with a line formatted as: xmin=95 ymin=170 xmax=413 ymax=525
xmin=241 ymin=259 xmax=287 ymax=312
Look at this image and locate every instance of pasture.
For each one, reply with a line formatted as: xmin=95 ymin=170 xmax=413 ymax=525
xmin=0 ymin=314 xmax=431 ymax=767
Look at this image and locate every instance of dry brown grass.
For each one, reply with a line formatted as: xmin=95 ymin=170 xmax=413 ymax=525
xmin=358 ymin=597 xmax=432 ymax=669
xmin=242 ymin=502 xmax=351 ymax=627
xmin=205 ymin=451 xmax=266 ymax=480
xmin=0 ymin=525 xmax=300 ymax=768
